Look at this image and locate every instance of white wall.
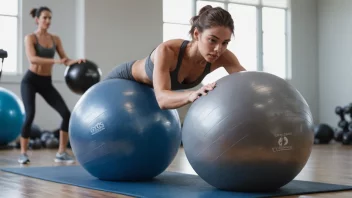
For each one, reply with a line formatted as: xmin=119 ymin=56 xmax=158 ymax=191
xmin=318 ymin=0 xmax=352 ymax=127
xmin=83 ymin=0 xmax=162 ymax=78
xmin=2 ymin=0 xmax=322 ymax=131
xmin=75 ymin=0 xmax=85 ymax=58
xmin=288 ymin=0 xmax=319 ymax=124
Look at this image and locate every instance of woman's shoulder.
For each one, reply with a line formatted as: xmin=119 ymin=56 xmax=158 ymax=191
xmin=24 ymin=33 xmax=37 ymax=45
xmin=160 ymin=39 xmax=188 ymax=49
xmin=149 ymin=39 xmax=188 ymax=68
xmin=154 ymin=39 xmax=189 ymax=56
xmin=24 ymin=33 xmax=36 ymax=40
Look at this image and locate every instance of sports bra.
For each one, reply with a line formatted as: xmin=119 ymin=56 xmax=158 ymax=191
xmin=33 ymin=34 xmax=56 ymax=59
xmin=145 ymin=40 xmax=211 ymax=90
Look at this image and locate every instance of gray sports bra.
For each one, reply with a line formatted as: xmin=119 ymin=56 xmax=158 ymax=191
xmin=145 ymin=40 xmax=211 ymax=90
xmin=33 ymin=34 xmax=56 ymax=58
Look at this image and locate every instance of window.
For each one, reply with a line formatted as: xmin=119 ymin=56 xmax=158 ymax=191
xmin=196 ymin=1 xmax=224 ymax=13
xmin=163 ymin=0 xmax=290 ymax=84
xmin=227 ymin=4 xmax=257 ymax=72
xmin=262 ymin=7 xmax=286 ymax=78
xmin=0 ymin=0 xmax=20 ymax=74
xmin=198 ymin=0 xmax=289 ymax=84
xmin=163 ymin=0 xmax=193 ymax=41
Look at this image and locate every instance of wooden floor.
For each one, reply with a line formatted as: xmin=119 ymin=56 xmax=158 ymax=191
xmin=1 ymin=143 xmax=352 ymax=198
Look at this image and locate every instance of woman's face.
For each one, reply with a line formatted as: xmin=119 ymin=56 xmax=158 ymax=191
xmin=195 ymin=26 xmax=232 ymax=63
xmin=36 ymin=10 xmax=52 ymax=30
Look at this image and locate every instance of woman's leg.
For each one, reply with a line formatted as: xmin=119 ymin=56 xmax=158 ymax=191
xmin=19 ymin=82 xmax=37 ymax=164
xmin=39 ymin=84 xmax=74 ymax=163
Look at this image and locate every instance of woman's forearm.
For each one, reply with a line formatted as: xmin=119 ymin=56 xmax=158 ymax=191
xmin=155 ymin=90 xmax=193 ymax=109
xmin=29 ymin=56 xmax=56 ymax=65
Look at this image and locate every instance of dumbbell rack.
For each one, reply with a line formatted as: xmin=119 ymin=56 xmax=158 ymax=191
xmin=335 ymin=104 xmax=352 ymax=145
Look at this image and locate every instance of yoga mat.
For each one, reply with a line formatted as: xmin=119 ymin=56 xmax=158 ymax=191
xmin=2 ymin=166 xmax=352 ymax=198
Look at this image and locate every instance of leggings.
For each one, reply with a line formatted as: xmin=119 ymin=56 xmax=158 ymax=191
xmin=20 ymin=70 xmax=71 ymax=138
xmin=104 ymin=60 xmax=136 ymax=81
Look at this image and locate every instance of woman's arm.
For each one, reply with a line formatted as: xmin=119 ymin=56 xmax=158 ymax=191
xmin=153 ymin=44 xmax=193 ymax=109
xmin=24 ymin=35 xmax=64 ymax=65
xmin=217 ymin=50 xmax=246 ymax=74
xmin=153 ymin=44 xmax=214 ymax=109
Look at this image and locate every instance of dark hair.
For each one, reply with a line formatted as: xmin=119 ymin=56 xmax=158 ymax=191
xmin=189 ymin=5 xmax=234 ymax=39
xmin=30 ymin=6 xmax=51 ymax=18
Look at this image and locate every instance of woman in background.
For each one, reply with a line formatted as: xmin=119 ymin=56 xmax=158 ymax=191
xmin=18 ymin=6 xmax=85 ymax=164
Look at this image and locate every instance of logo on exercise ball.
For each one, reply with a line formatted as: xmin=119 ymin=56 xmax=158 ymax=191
xmin=85 ymin=69 xmax=99 ymax=77
xmin=90 ymin=122 xmax=105 ymax=135
xmin=278 ymin=136 xmax=288 ymax=146
xmin=272 ymin=133 xmax=293 ymax=152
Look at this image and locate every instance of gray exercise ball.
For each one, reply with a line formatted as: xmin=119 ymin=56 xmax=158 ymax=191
xmin=182 ymin=71 xmax=314 ymax=192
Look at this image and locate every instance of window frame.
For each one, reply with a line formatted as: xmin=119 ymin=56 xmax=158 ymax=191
xmin=0 ymin=0 xmax=22 ymax=76
xmin=162 ymin=0 xmax=196 ymax=41
xmin=163 ymin=0 xmax=290 ymax=79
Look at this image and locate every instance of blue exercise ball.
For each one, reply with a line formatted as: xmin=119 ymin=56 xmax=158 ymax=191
xmin=182 ymin=71 xmax=314 ymax=192
xmin=69 ymin=79 xmax=182 ymax=181
xmin=0 ymin=87 xmax=25 ymax=145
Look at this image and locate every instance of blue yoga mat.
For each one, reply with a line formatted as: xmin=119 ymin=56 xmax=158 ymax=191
xmin=1 ymin=166 xmax=352 ymax=198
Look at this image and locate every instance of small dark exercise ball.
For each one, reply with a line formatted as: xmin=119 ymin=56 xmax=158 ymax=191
xmin=69 ymin=79 xmax=182 ymax=181
xmin=64 ymin=60 xmax=102 ymax=95
xmin=0 ymin=87 xmax=25 ymax=145
xmin=182 ymin=71 xmax=314 ymax=192
xmin=313 ymin=123 xmax=334 ymax=144
xmin=29 ymin=124 xmax=42 ymax=140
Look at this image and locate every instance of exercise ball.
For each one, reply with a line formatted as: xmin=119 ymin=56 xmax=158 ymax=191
xmin=69 ymin=79 xmax=181 ymax=181
xmin=64 ymin=60 xmax=102 ymax=95
xmin=0 ymin=87 xmax=25 ymax=145
xmin=182 ymin=71 xmax=314 ymax=192
xmin=29 ymin=124 xmax=42 ymax=140
xmin=313 ymin=123 xmax=334 ymax=144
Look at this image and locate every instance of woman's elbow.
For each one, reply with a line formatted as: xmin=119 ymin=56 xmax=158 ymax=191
xmin=155 ymin=93 xmax=167 ymax=110
xmin=157 ymin=98 xmax=167 ymax=110
xmin=28 ymin=56 xmax=37 ymax=64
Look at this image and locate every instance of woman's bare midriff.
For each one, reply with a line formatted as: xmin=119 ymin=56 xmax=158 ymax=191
xmin=131 ymin=58 xmax=153 ymax=86
xmin=29 ymin=64 xmax=54 ymax=76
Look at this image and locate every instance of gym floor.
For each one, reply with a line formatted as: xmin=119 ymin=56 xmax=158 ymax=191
xmin=1 ymin=143 xmax=352 ymax=197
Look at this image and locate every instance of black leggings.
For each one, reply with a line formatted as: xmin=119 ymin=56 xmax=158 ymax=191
xmin=20 ymin=70 xmax=71 ymax=138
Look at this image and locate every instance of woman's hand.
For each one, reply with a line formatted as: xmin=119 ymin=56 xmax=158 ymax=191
xmin=188 ymin=82 xmax=217 ymax=102
xmin=64 ymin=58 xmax=86 ymax=66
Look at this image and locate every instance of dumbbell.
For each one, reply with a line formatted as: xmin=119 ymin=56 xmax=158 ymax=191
xmin=338 ymin=120 xmax=349 ymax=131
xmin=335 ymin=106 xmax=348 ymax=130
xmin=344 ymin=105 xmax=352 ymax=113
xmin=341 ymin=123 xmax=352 ymax=145
xmin=342 ymin=132 xmax=352 ymax=145
xmin=29 ymin=138 xmax=42 ymax=149
xmin=343 ymin=103 xmax=352 ymax=116
xmin=40 ymin=131 xmax=60 ymax=148
xmin=334 ymin=106 xmax=349 ymax=142
xmin=336 ymin=106 xmax=346 ymax=120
